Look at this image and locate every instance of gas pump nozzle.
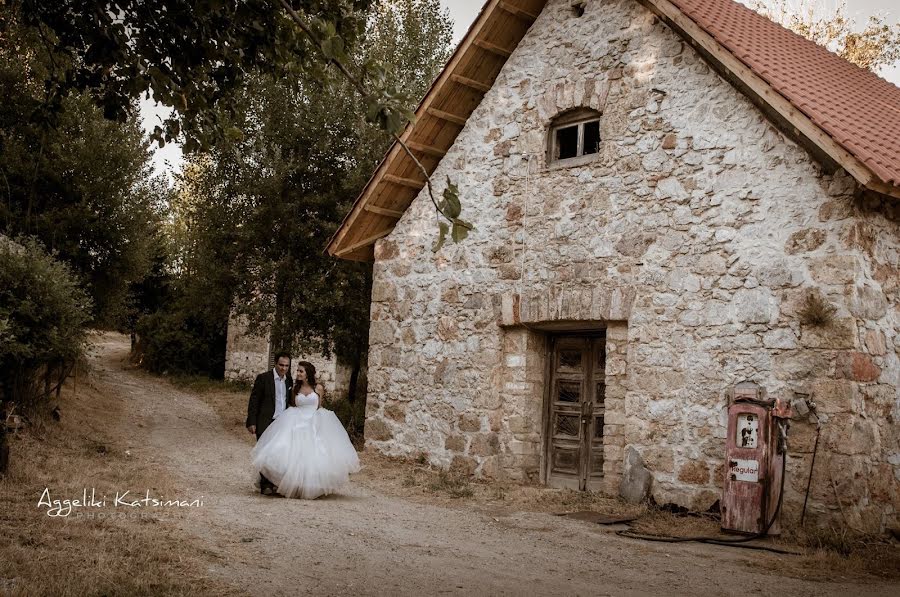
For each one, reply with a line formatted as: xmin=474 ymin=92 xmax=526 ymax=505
xmin=776 ymin=420 xmax=789 ymax=454
xmin=773 ymin=397 xmax=792 ymax=454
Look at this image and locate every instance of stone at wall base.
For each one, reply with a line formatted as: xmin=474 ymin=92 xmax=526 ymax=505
xmin=619 ymin=446 xmax=653 ymax=504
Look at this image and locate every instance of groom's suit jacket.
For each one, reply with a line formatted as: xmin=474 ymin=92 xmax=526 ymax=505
xmin=246 ymin=369 xmax=293 ymax=439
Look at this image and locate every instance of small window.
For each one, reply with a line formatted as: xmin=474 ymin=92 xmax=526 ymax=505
xmin=548 ymin=109 xmax=602 ymax=164
xmin=583 ymin=121 xmax=600 ymax=155
xmin=557 ymin=125 xmax=579 ymax=159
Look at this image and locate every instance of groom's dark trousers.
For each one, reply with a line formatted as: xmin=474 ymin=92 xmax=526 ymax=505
xmin=246 ymin=370 xmax=292 ymax=491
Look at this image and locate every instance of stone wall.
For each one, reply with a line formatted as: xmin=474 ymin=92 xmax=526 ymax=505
xmin=224 ymin=315 xmax=270 ymax=381
xmin=364 ymin=0 xmax=899 ymax=531
xmin=224 ymin=314 xmax=350 ymax=400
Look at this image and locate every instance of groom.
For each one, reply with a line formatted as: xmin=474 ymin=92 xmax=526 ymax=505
xmin=246 ymin=351 xmax=292 ymax=495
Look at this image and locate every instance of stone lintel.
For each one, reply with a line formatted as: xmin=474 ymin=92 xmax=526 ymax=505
xmin=498 ymin=286 xmax=635 ymax=328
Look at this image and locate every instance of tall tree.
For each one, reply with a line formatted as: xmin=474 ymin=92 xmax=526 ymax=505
xmin=753 ymin=0 xmax=900 ymax=72
xmin=8 ymin=0 xmax=467 ymax=242
xmin=8 ymin=0 xmax=383 ymax=149
xmin=0 ymin=236 xmax=93 ymax=408
xmin=159 ymin=0 xmax=452 ymax=396
xmin=228 ymin=0 xmax=452 ymax=355
xmin=0 ymin=12 xmax=166 ymax=324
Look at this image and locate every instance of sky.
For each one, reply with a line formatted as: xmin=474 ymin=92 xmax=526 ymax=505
xmin=142 ymin=0 xmax=899 ymax=179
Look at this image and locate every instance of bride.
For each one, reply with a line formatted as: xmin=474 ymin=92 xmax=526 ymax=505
xmin=250 ymin=360 xmax=360 ymax=499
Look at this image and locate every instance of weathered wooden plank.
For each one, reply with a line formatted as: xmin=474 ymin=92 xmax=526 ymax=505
xmin=364 ymin=205 xmax=405 ymax=219
xmin=450 ymin=73 xmax=492 ymax=93
xmin=335 ymin=228 xmax=393 ymax=256
xmin=474 ymin=38 xmax=513 ymax=57
xmin=383 ymin=174 xmax=426 ymax=189
xmin=426 ymin=107 xmax=468 ymax=126
xmin=498 ymin=1 xmax=539 ymax=21
xmin=406 ymin=141 xmax=447 ymax=158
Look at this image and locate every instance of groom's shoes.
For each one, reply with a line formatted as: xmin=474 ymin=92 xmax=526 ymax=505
xmin=259 ymin=473 xmax=274 ymax=496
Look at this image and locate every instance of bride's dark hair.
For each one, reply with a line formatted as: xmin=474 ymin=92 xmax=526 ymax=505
xmin=290 ymin=361 xmax=317 ymax=405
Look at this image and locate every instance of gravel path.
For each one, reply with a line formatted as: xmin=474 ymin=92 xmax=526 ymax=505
xmin=90 ymin=334 xmax=898 ymax=596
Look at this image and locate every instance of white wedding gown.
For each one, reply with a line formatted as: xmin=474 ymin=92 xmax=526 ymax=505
xmin=250 ymin=391 xmax=360 ymax=499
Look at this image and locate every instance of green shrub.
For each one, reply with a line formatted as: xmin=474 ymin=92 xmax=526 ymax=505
xmin=0 ymin=237 xmax=93 ymax=405
xmin=134 ymin=307 xmax=226 ymax=376
xmin=328 ymin=394 xmax=367 ymax=444
xmin=798 ymin=289 xmax=837 ymax=326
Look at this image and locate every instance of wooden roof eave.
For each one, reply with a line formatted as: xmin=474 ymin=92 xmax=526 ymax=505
xmin=326 ymin=0 xmax=547 ymax=260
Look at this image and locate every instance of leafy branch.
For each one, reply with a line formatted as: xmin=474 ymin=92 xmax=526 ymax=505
xmin=752 ymin=0 xmax=900 ymax=71
xmin=276 ymin=0 xmax=472 ymax=249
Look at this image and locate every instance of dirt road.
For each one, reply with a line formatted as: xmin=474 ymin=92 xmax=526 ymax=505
xmin=89 ymin=334 xmax=897 ymax=596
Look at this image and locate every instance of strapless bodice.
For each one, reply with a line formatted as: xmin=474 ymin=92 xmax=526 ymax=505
xmin=293 ymin=391 xmax=319 ymax=415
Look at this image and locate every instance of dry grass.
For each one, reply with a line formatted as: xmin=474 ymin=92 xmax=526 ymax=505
xmin=0 ymin=368 xmax=239 ymax=596
xmin=625 ymin=508 xmax=900 ymax=582
xmin=766 ymin=525 xmax=900 ymax=581
xmin=628 ymin=508 xmax=721 ymax=538
xmin=397 ymin=465 xmax=474 ymax=499
xmin=427 ymin=469 xmax=475 ymax=498
xmin=168 ymin=374 xmax=251 ymax=395
xmin=505 ymin=485 xmax=643 ymax=517
xmin=358 ymin=452 xmax=644 ymax=517
xmin=797 ymin=290 xmax=837 ymax=326
xmin=360 ymin=454 xmax=900 ymax=581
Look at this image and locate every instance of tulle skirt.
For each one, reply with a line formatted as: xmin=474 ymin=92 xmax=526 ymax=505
xmin=251 ymin=407 xmax=360 ymax=499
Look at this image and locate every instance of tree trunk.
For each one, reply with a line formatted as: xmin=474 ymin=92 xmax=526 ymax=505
xmin=0 ymin=424 xmax=8 ymax=476
xmin=56 ymin=360 xmax=64 ymax=399
xmin=347 ymin=346 xmax=361 ymax=404
xmin=272 ymin=297 xmax=285 ymax=358
xmin=344 ymin=337 xmax=368 ymax=440
xmin=43 ymin=363 xmax=52 ymax=401
xmin=271 ymin=259 xmax=291 ymax=357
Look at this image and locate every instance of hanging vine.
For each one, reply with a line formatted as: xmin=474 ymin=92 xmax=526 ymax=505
xmin=277 ymin=0 xmax=472 ymax=250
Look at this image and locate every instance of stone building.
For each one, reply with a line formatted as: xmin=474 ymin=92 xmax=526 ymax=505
xmin=224 ymin=314 xmax=351 ymax=399
xmin=327 ymin=0 xmax=899 ymax=530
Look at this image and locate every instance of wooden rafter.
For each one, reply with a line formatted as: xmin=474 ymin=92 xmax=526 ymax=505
xmin=426 ymin=107 xmax=468 ymax=126
xmin=474 ymin=38 xmax=513 ymax=57
xmin=335 ymin=228 xmax=393 ymax=256
xmin=866 ymin=178 xmax=900 ymax=200
xmin=407 ymin=141 xmax=447 ymax=158
xmin=498 ymin=1 xmax=539 ymax=22
xmin=383 ymin=174 xmax=426 ymax=190
xmin=450 ymin=74 xmax=492 ymax=93
xmin=364 ymin=205 xmax=405 ymax=219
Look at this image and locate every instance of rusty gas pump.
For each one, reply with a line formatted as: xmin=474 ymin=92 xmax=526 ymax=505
xmin=721 ymin=381 xmax=791 ymax=535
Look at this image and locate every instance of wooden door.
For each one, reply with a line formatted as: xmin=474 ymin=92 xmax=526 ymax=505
xmin=545 ymin=334 xmax=606 ymax=491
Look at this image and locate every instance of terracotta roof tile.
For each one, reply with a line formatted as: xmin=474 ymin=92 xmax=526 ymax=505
xmin=668 ymin=0 xmax=900 ymax=186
